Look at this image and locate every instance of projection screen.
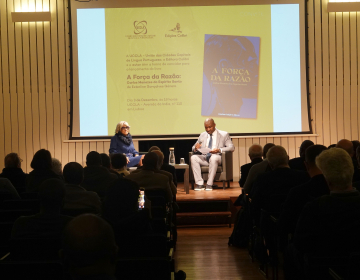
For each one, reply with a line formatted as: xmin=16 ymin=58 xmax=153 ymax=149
xmin=70 ymin=0 xmax=310 ymax=138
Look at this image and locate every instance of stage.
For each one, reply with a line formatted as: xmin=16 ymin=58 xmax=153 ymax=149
xmin=175 ymin=182 xmax=242 ymax=226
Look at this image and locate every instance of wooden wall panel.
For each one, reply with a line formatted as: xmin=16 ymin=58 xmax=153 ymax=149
xmin=0 ymin=0 xmax=359 ymax=178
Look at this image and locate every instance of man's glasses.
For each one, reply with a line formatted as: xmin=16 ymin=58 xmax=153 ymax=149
xmin=121 ymin=126 xmax=130 ymax=130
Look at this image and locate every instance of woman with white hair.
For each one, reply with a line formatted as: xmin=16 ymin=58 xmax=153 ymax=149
xmin=109 ymin=121 xmax=144 ymax=167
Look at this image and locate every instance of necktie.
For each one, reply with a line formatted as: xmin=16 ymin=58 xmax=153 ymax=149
xmin=206 ymin=134 xmax=213 ymax=162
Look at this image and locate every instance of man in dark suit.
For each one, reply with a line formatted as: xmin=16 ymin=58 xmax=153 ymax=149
xmin=60 ymin=214 xmax=118 ymax=280
xmin=337 ymin=139 xmax=360 ymax=182
xmin=288 ymin=140 xmax=314 ymax=171
xmin=63 ymin=162 xmax=101 ymax=215
xmin=126 ymin=152 xmax=173 ymax=203
xmin=239 ymin=144 xmax=263 ymax=188
xmin=250 ymin=146 xmax=309 ymax=222
xmin=0 ymin=153 xmax=27 ymax=192
xmin=148 ymin=146 xmax=177 ymax=187
xmin=11 ymin=178 xmax=73 ymax=239
xmin=287 ymin=148 xmax=360 ymax=279
xmin=278 ymin=145 xmax=328 ymax=236
xmin=82 ymin=151 xmax=118 ymax=199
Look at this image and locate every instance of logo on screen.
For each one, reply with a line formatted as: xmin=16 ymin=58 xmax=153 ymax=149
xmin=170 ymin=23 xmax=182 ymax=33
xmin=134 ymin=21 xmax=147 ymax=35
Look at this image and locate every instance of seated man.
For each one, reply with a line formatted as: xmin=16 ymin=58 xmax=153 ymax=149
xmin=250 ymin=146 xmax=309 ymax=221
xmin=148 ymin=146 xmax=177 ymax=187
xmin=60 ymin=214 xmax=118 ymax=280
xmin=63 ymin=162 xmax=101 ymax=215
xmin=11 ymin=178 xmax=73 ymax=239
xmin=288 ymin=140 xmax=314 ymax=171
xmin=337 ymin=139 xmax=360 ymax=182
xmin=239 ymin=144 xmax=263 ymax=188
xmin=288 ymin=148 xmax=360 ymax=279
xmin=191 ymin=118 xmax=234 ymax=191
xmin=0 ymin=153 xmax=27 ymax=192
xmin=132 ymin=150 xmax=177 ymax=198
xmin=242 ymin=143 xmax=275 ymax=195
xmin=126 ymin=152 xmax=173 ymax=203
xmin=110 ymin=153 xmax=130 ymax=177
xmin=278 ymin=145 xmax=328 ymax=236
xmin=82 ymin=151 xmax=118 ymax=198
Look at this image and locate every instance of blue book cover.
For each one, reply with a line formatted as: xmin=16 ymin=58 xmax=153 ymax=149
xmin=201 ymin=35 xmax=260 ymax=119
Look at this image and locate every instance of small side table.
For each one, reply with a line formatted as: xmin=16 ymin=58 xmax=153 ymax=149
xmin=174 ymin=164 xmax=190 ymax=194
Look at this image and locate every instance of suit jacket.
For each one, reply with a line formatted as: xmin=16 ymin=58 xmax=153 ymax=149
xmin=277 ymin=174 xmax=329 ymax=235
xmin=82 ymin=166 xmax=118 ymax=198
xmin=161 ymin=163 xmax=177 ymax=187
xmin=26 ymin=169 xmax=64 ymax=192
xmin=239 ymin=157 xmax=263 ymax=188
xmin=294 ymin=190 xmax=360 ymax=256
xmin=63 ymin=184 xmax=101 ymax=214
xmin=0 ymin=167 xmax=27 ymax=192
xmin=192 ymin=129 xmax=234 ymax=153
xmin=125 ymin=169 xmax=172 ymax=203
xmin=289 ymin=157 xmax=307 ymax=172
xmin=11 ymin=213 xmax=73 ymax=239
xmin=132 ymin=168 xmax=177 ymax=197
xmin=251 ymin=167 xmax=310 ymax=220
xmin=243 ymin=159 xmax=271 ymax=195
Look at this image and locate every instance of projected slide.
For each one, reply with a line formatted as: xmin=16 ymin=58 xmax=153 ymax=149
xmin=72 ymin=2 xmax=308 ymax=137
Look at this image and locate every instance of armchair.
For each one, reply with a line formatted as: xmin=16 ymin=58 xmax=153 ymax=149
xmin=189 ymin=151 xmax=233 ymax=190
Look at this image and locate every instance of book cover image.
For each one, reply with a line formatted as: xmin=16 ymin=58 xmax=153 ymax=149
xmin=201 ymin=35 xmax=260 ymax=119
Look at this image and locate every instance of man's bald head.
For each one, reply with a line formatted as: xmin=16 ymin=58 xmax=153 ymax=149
xmin=152 ymin=150 xmax=164 ymax=169
xmin=248 ymin=144 xmax=263 ymax=160
xmin=62 ymin=214 xmax=117 ymax=271
xmin=336 ymin=139 xmax=354 ymax=157
xmin=267 ymin=146 xmax=289 ymax=169
xmin=204 ymin=118 xmax=216 ymax=135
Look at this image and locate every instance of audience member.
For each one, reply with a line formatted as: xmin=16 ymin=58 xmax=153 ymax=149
xmin=0 ymin=178 xmax=20 ymax=199
xmin=0 ymin=153 xmax=27 ymax=192
xmin=133 ymin=150 xmax=177 ymax=198
xmin=148 ymin=146 xmax=178 ymax=186
xmin=100 ymin=153 xmax=120 ymax=177
xmin=82 ymin=151 xmax=117 ymax=198
xmin=336 ymin=139 xmax=360 ymax=181
xmin=11 ymin=178 xmax=72 ymax=239
xmin=287 ymin=148 xmax=360 ymax=279
xmin=60 ymin=214 xmax=118 ymax=280
xmin=102 ymin=177 xmax=152 ymax=241
xmin=242 ymin=143 xmax=275 ymax=195
xmin=63 ymin=162 xmax=101 ymax=215
xmin=126 ymin=152 xmax=173 ymax=203
xmin=250 ymin=146 xmax=309 ymax=221
xmin=328 ymin=144 xmax=336 ymax=149
xmin=278 ymin=145 xmax=328 ymax=236
xmin=52 ymin=158 xmax=63 ymax=176
xmin=239 ymin=144 xmax=263 ymax=188
xmin=352 ymin=145 xmax=360 ymax=190
xmin=26 ymin=149 xmax=63 ymax=192
xmin=288 ymin=140 xmax=314 ymax=171
xmin=110 ymin=153 xmax=129 ymax=177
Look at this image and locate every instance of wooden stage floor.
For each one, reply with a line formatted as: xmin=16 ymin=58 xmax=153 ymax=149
xmin=176 ymin=181 xmax=242 ymax=201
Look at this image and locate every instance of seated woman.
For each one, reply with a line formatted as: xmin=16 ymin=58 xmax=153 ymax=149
xmin=109 ymin=121 xmax=144 ymax=168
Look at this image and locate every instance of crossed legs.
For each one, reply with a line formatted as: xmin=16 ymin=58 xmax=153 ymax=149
xmin=191 ymin=154 xmax=221 ymax=186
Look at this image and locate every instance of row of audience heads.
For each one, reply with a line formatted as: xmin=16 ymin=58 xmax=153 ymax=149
xmin=249 ymin=138 xmax=359 ymax=191
xmin=5 ymin=146 xmax=167 ymax=174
